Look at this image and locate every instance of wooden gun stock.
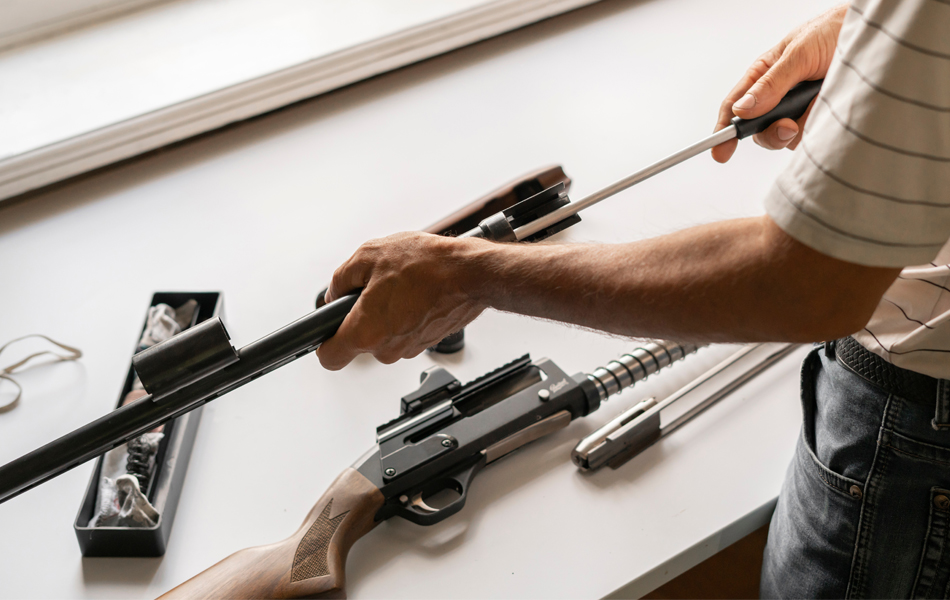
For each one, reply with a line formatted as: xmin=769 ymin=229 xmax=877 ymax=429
xmin=159 ymin=469 xmax=383 ymax=599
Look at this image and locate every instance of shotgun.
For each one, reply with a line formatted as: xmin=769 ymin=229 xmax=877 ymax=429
xmin=160 ymin=342 xmax=700 ymax=598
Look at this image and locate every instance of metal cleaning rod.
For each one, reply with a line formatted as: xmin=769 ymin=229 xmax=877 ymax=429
xmin=515 ymin=126 xmax=737 ymax=240
xmin=513 ymin=78 xmax=824 ymax=241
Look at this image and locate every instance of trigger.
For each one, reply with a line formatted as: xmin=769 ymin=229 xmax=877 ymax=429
xmin=409 ymin=492 xmax=440 ymax=515
xmin=389 ymin=455 xmax=486 ymax=525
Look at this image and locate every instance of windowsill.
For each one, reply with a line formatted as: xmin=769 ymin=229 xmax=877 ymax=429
xmin=0 ymin=0 xmax=599 ymax=203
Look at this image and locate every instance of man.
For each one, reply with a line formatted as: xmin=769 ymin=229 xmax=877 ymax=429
xmin=318 ymin=1 xmax=950 ymax=596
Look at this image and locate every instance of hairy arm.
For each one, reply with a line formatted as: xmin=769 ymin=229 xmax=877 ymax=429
xmin=476 ymin=215 xmax=895 ymax=342
xmin=316 ymin=216 xmax=899 ymax=370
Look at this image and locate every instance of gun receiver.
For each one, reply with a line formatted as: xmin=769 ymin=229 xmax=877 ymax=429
xmin=364 ymin=355 xmax=596 ymax=526
xmin=161 ymin=342 xmax=701 ymax=598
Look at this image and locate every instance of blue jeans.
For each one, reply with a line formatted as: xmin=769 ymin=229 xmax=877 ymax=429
xmin=761 ymin=345 xmax=950 ymax=599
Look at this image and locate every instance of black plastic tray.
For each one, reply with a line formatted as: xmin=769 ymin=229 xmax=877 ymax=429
xmin=73 ymin=292 xmax=223 ymax=557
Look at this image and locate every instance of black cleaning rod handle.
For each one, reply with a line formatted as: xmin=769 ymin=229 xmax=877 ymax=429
xmin=732 ymin=79 xmax=823 ymax=140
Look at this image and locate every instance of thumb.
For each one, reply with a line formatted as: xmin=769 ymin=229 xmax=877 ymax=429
xmin=732 ymin=54 xmax=808 ymax=119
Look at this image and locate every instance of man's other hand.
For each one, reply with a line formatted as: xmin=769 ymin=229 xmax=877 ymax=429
xmin=712 ymin=4 xmax=847 ymax=163
xmin=317 ymin=232 xmax=486 ymax=371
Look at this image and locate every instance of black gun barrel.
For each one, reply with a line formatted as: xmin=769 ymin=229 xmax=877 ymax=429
xmin=0 ymin=293 xmax=359 ymax=504
xmin=0 ymin=185 xmax=581 ymax=505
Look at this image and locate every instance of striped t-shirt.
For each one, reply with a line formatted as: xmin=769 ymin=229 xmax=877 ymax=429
xmin=763 ymin=0 xmax=950 ymax=380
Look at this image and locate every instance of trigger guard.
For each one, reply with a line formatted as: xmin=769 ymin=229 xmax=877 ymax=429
xmin=390 ymin=457 xmax=486 ymax=526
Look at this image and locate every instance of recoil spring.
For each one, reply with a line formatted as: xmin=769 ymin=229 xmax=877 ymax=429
xmin=125 ymin=436 xmax=154 ymax=493
xmin=586 ymin=341 xmax=703 ymax=402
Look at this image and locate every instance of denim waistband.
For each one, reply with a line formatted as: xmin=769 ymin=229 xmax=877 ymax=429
xmin=833 ymin=336 xmax=950 ymax=430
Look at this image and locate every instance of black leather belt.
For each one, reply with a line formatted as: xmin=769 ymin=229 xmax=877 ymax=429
xmin=834 ymin=336 xmax=938 ymax=402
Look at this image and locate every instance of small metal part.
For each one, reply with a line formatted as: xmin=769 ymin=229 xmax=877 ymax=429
xmin=462 ymin=182 xmax=580 ymax=243
xmin=428 ymin=330 xmax=465 ymax=354
xmin=441 ymin=439 xmax=453 ymax=448
xmin=851 ymin=485 xmax=863 ymax=499
xmin=572 ymin=398 xmax=657 ymax=470
xmin=409 ymin=492 xmax=440 ymax=515
xmin=475 ymin=211 xmax=517 ymax=242
xmin=399 ymin=366 xmax=460 ymax=415
xmin=125 ymin=436 xmax=155 ymax=493
xmin=537 ymin=389 xmax=551 ymax=401
xmin=384 ymin=468 xmax=396 ymax=477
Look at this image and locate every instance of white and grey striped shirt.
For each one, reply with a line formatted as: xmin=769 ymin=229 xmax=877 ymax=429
xmin=764 ymin=0 xmax=950 ymax=380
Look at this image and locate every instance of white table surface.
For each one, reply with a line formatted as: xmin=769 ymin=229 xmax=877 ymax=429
xmin=0 ymin=0 xmax=836 ymax=597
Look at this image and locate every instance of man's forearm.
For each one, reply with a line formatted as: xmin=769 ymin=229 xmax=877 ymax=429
xmin=463 ymin=215 xmax=898 ymax=343
xmin=316 ymin=215 xmax=899 ymax=369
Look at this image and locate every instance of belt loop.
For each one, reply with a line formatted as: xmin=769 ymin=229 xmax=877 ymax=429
xmin=823 ymin=339 xmax=837 ymax=358
xmin=933 ymin=379 xmax=950 ymax=430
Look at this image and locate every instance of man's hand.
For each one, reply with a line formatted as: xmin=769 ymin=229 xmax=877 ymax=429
xmin=712 ymin=4 xmax=847 ymax=163
xmin=317 ymin=232 xmax=487 ymax=370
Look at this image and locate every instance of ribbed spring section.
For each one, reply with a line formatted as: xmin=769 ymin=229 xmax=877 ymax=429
xmin=586 ymin=341 xmax=702 ymax=402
